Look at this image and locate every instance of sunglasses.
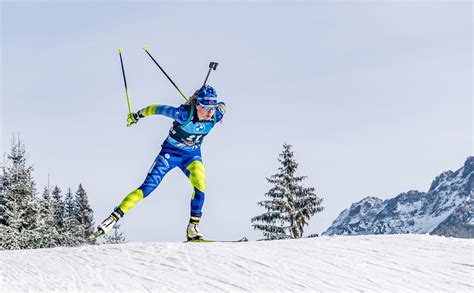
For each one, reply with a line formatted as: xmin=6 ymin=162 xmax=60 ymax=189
xmin=200 ymin=104 xmax=217 ymax=111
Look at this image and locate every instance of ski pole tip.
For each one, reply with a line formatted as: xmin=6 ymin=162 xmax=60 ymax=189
xmin=143 ymin=45 xmax=148 ymax=51
xmin=118 ymin=48 xmax=123 ymax=53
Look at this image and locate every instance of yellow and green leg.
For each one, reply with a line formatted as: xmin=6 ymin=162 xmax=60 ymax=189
xmin=181 ymin=159 xmax=207 ymax=240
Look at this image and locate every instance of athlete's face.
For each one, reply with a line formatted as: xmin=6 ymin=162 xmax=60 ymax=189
xmin=196 ymin=104 xmax=216 ymax=121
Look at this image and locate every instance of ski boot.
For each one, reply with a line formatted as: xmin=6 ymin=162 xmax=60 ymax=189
xmin=90 ymin=208 xmax=124 ymax=240
xmin=186 ymin=216 xmax=204 ymax=241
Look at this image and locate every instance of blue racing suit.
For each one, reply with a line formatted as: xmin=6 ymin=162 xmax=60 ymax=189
xmin=117 ymin=102 xmax=225 ymax=218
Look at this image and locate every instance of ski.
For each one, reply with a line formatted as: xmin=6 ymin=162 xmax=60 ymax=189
xmin=89 ymin=229 xmax=104 ymax=241
xmin=185 ymin=237 xmax=248 ymax=243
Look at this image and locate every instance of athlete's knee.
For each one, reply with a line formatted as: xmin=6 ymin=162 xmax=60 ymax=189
xmin=186 ymin=160 xmax=206 ymax=192
xmin=140 ymin=155 xmax=170 ymax=197
xmin=139 ymin=184 xmax=156 ymax=198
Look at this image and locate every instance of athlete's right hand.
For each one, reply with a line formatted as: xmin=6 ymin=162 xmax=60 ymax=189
xmin=127 ymin=112 xmax=139 ymax=127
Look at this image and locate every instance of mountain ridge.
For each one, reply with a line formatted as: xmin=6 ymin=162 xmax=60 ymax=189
xmin=323 ymin=157 xmax=473 ymax=238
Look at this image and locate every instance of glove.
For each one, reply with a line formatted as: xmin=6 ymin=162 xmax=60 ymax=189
xmin=217 ymin=102 xmax=226 ymax=115
xmin=127 ymin=112 xmax=139 ymax=127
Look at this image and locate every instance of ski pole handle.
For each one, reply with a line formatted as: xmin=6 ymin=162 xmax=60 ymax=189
xmin=202 ymin=62 xmax=219 ymax=87
xmin=210 ymin=62 xmax=218 ymax=70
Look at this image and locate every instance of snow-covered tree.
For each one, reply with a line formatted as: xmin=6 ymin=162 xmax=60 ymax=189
xmin=0 ymin=158 xmax=6 ymax=227
xmin=38 ymin=186 xmax=60 ymax=248
xmin=51 ymin=185 xmax=66 ymax=244
xmin=0 ymin=137 xmax=40 ymax=249
xmin=63 ymin=187 xmax=79 ymax=246
xmin=64 ymin=188 xmax=76 ymax=223
xmin=0 ymin=137 xmax=99 ymax=250
xmin=103 ymin=224 xmax=126 ymax=244
xmin=251 ymin=143 xmax=324 ymax=240
xmin=74 ymin=184 xmax=94 ymax=243
xmin=0 ymin=195 xmax=23 ymax=250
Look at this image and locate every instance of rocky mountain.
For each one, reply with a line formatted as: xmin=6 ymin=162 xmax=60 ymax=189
xmin=431 ymin=196 xmax=473 ymax=238
xmin=323 ymin=157 xmax=473 ymax=238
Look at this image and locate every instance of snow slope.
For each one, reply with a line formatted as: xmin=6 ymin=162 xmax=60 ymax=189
xmin=0 ymin=235 xmax=472 ymax=292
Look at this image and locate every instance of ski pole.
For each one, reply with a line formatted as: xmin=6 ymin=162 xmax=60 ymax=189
xmin=118 ymin=48 xmax=133 ymax=114
xmin=143 ymin=46 xmax=188 ymax=102
xmin=202 ymin=62 xmax=218 ymax=87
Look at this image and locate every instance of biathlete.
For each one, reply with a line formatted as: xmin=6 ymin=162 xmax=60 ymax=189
xmin=96 ymin=85 xmax=225 ymax=241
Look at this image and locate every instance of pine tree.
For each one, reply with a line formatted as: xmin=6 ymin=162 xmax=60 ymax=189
xmin=0 ymin=137 xmax=40 ymax=249
xmin=0 ymin=159 xmax=5 ymax=247
xmin=64 ymin=188 xmax=76 ymax=222
xmin=103 ymin=224 xmax=126 ymax=244
xmin=0 ymin=138 xmax=100 ymax=249
xmin=64 ymin=187 xmax=79 ymax=246
xmin=251 ymin=143 xmax=324 ymax=240
xmin=74 ymin=184 xmax=94 ymax=243
xmin=0 ymin=195 xmax=23 ymax=250
xmin=0 ymin=157 xmax=7 ymax=227
xmin=38 ymin=186 xmax=59 ymax=248
xmin=51 ymin=185 xmax=66 ymax=245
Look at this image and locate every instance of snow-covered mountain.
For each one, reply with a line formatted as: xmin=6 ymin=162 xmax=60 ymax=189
xmin=323 ymin=157 xmax=474 ymax=238
xmin=431 ymin=195 xmax=473 ymax=238
xmin=0 ymin=235 xmax=471 ymax=292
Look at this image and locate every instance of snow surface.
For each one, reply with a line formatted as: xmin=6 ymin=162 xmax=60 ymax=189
xmin=0 ymin=235 xmax=472 ymax=292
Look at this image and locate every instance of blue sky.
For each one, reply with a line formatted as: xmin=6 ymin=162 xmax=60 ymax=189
xmin=1 ymin=1 xmax=472 ymax=241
